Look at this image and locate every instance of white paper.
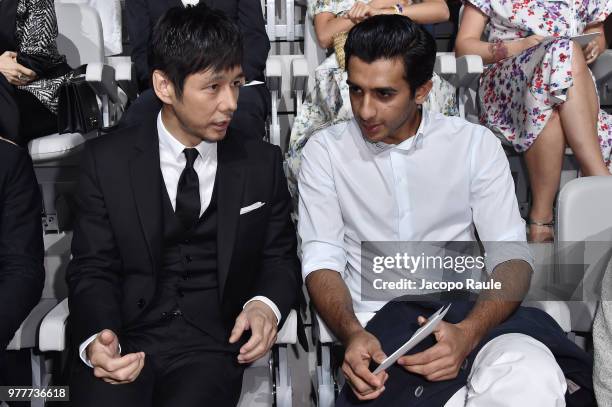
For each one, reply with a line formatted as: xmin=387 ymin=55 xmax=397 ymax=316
xmin=372 ymin=304 xmax=451 ymax=375
xmin=570 ymin=32 xmax=600 ymax=47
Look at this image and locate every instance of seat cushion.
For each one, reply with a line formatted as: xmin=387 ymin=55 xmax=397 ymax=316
xmin=28 ymin=132 xmax=93 ymax=162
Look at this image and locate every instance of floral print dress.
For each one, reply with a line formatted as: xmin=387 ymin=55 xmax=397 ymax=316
xmin=467 ymin=0 xmax=612 ymax=171
xmin=285 ymin=0 xmax=459 ymax=201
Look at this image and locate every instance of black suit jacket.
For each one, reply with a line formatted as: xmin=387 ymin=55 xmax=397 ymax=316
xmin=66 ymin=117 xmax=301 ymax=347
xmin=126 ymin=0 xmax=270 ymax=90
xmin=0 ymin=139 xmax=44 ymax=350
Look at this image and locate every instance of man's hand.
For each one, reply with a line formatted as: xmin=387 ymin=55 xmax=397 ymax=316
xmin=0 ymin=51 xmax=36 ymax=86
xmin=86 ymin=329 xmax=145 ymax=385
xmin=229 ymin=300 xmax=278 ymax=364
xmin=342 ymin=330 xmax=389 ymax=401
xmin=398 ymin=317 xmax=478 ymax=382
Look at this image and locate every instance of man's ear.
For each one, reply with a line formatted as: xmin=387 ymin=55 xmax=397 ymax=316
xmin=152 ymin=70 xmax=176 ymax=105
xmin=414 ymin=79 xmax=433 ymax=105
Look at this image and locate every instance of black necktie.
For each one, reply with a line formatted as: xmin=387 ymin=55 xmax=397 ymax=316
xmin=175 ymin=148 xmax=200 ymax=229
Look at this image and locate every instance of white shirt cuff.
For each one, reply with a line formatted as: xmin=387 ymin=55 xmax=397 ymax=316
xmin=244 ymin=296 xmax=281 ymax=325
xmin=79 ymin=332 xmax=121 ymax=368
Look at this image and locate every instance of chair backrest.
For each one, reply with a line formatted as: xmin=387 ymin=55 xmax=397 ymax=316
xmin=55 ymin=2 xmax=105 ymax=67
xmin=555 ymin=176 xmax=612 ymax=330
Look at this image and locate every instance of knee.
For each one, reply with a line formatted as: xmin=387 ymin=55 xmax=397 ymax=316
xmin=469 ymin=333 xmax=566 ymax=397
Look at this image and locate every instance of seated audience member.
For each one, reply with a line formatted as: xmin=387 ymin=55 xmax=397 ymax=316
xmin=66 ymin=5 xmax=300 ymax=406
xmin=299 ymin=16 xmax=595 ymax=406
xmin=124 ymin=0 xmax=270 ymax=139
xmin=594 ymin=257 xmax=612 ymax=407
xmin=455 ymin=0 xmax=612 ymax=242
xmin=0 ymin=137 xmax=44 ymax=382
xmin=0 ymin=0 xmax=73 ymax=146
xmin=286 ymin=0 xmax=457 ymax=201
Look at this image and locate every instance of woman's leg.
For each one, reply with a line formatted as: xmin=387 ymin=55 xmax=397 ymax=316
xmin=524 ymin=110 xmax=564 ymax=242
xmin=559 ymin=41 xmax=610 ymax=176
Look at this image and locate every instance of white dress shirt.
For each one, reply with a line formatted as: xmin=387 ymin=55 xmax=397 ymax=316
xmin=79 ymin=112 xmax=280 ymax=367
xmin=298 ymin=109 xmax=533 ymax=314
xmin=182 ymin=0 xmax=199 ymax=6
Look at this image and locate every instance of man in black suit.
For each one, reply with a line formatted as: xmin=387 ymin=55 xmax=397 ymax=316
xmin=67 ymin=5 xmax=300 ymax=406
xmin=0 ymin=137 xmax=44 ymax=384
xmin=125 ymin=0 xmax=271 ymax=140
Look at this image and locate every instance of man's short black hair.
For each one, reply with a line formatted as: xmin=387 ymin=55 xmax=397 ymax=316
xmin=149 ymin=3 xmax=243 ymax=98
xmin=344 ymin=15 xmax=436 ymax=92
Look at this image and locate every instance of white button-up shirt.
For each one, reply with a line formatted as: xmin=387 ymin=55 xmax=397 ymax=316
xmin=298 ymin=110 xmax=532 ymax=314
xmin=157 ymin=112 xmax=217 ymax=217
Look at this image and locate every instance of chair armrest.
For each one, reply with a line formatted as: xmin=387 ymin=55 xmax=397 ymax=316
xmin=455 ymin=55 xmax=483 ymax=88
xmin=313 ymin=312 xmax=375 ymax=344
xmin=38 ymin=298 xmax=69 ymax=352
xmin=523 ymin=300 xmax=572 ymax=333
xmin=106 ymin=56 xmax=138 ymax=101
xmin=265 ymin=57 xmax=283 ymax=94
xmin=276 ymin=310 xmax=297 ymax=345
xmin=6 ymin=299 xmax=58 ymax=350
xmin=85 ymin=62 xmax=125 ymax=106
xmin=291 ymin=57 xmax=309 ymax=93
xmin=434 ymin=52 xmax=457 ymax=78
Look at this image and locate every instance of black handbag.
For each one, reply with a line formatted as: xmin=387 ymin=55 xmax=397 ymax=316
xmin=57 ymin=66 xmax=102 ymax=134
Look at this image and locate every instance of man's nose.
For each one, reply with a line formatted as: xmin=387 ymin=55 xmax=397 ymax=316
xmin=219 ymin=85 xmax=238 ymax=114
xmin=358 ymin=94 xmax=376 ymax=122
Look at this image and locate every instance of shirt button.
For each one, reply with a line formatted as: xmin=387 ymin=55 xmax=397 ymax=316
xmin=137 ymin=298 xmax=146 ymax=308
xmin=414 ymin=385 xmax=424 ymax=398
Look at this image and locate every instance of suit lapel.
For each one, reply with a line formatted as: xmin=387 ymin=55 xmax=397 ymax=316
xmin=216 ymin=134 xmax=246 ymax=298
xmin=129 ymin=119 xmax=163 ymax=275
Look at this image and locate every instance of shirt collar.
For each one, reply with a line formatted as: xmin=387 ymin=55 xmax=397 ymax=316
xmin=157 ymin=111 xmax=215 ymax=162
xmin=363 ymin=107 xmax=430 ymax=154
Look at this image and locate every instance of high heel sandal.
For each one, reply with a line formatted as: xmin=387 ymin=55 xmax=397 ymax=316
xmin=527 ymin=219 xmax=555 ymax=243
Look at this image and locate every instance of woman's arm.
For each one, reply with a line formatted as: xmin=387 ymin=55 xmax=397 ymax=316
xmin=314 ymin=12 xmax=355 ymax=49
xmin=455 ymin=4 xmax=542 ymax=64
xmin=402 ymin=0 xmax=450 ymax=25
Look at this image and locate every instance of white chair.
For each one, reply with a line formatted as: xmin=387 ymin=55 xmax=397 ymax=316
xmin=264 ymin=0 xmax=304 ymax=41
xmin=555 ymin=176 xmax=612 ymax=343
xmin=34 ymin=2 xmax=130 ymax=233
xmin=5 ymin=233 xmax=72 ymax=407
xmin=38 ymin=299 xmax=298 ymax=407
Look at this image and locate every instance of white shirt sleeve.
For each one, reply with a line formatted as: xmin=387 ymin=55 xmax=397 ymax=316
xmin=243 ymin=296 xmax=281 ymax=325
xmin=298 ymin=134 xmax=347 ymax=280
xmin=468 ymin=128 xmax=534 ymax=272
xmin=79 ymin=333 xmax=122 ymax=368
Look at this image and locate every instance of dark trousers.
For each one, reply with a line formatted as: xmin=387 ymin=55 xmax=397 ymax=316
xmin=120 ymin=84 xmax=271 ymax=140
xmin=0 ymin=75 xmax=57 ymax=146
xmin=69 ymin=316 xmax=245 ymax=407
xmin=336 ymin=297 xmax=594 ymax=407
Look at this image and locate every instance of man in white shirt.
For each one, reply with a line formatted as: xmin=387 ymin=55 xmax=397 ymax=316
xmin=66 ymin=5 xmax=300 ymax=406
xmin=299 ymin=15 xmax=593 ymax=407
